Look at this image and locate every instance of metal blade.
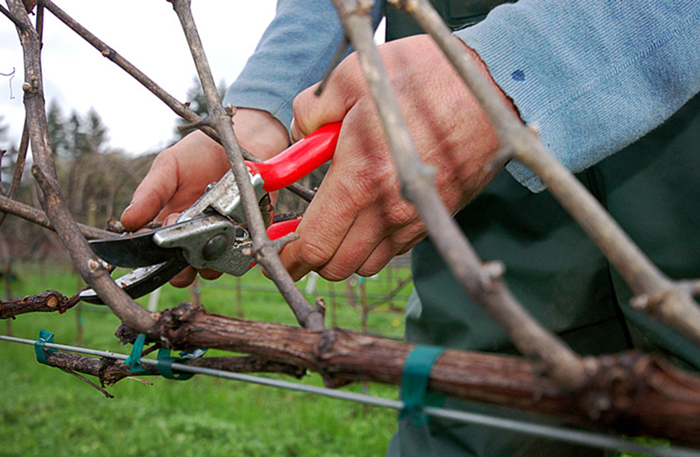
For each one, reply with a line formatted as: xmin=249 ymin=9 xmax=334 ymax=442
xmin=89 ymin=230 xmax=177 ymax=268
xmin=88 ymin=221 xmax=200 ymax=268
xmin=79 ymin=260 xmax=188 ymax=305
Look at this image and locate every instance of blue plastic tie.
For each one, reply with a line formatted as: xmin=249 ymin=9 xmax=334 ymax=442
xmin=124 ymin=334 xmax=150 ymax=375
xmin=155 ymin=348 xmax=197 ymax=381
xmin=400 ymin=345 xmax=445 ymax=426
xmin=34 ymin=329 xmax=57 ymax=365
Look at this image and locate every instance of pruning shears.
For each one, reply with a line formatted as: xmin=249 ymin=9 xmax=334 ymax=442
xmin=79 ymin=123 xmax=341 ymax=304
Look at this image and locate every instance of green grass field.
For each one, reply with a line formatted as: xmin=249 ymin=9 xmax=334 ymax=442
xmin=1 ymin=262 xmax=412 ymax=456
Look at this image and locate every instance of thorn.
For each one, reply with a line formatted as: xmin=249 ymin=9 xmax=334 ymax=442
xmin=315 ymin=297 xmax=327 ymax=318
xmin=481 ymin=261 xmax=505 ymax=290
xmin=631 ymin=294 xmax=649 ymax=311
xmin=87 ymin=258 xmax=101 ymax=273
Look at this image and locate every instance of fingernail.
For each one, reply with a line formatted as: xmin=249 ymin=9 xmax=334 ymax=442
xmin=165 ymin=214 xmax=179 ymax=226
xmin=289 ymin=117 xmax=300 ymax=143
xmin=120 ymin=203 xmax=133 ymax=220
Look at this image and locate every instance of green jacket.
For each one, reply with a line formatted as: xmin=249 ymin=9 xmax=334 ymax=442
xmin=386 ymin=2 xmax=700 ymax=456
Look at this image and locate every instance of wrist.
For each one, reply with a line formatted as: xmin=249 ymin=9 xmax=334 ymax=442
xmin=458 ymin=40 xmax=520 ymax=119
xmin=232 ymin=108 xmax=290 ymax=160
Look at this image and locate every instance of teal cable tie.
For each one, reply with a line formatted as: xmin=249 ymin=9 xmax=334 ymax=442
xmin=155 ymin=348 xmax=196 ymax=381
xmin=400 ymin=345 xmax=446 ymax=426
xmin=124 ymin=334 xmax=150 ymax=375
xmin=34 ymin=329 xmax=57 ymax=365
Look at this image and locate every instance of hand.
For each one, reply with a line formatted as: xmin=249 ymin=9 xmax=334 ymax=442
xmin=120 ymin=108 xmax=289 ymax=287
xmin=281 ymin=35 xmax=516 ymax=281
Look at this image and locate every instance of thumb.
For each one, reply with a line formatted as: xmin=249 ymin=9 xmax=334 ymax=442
xmin=121 ymin=158 xmax=177 ymax=231
xmin=291 ymin=54 xmax=364 ymax=140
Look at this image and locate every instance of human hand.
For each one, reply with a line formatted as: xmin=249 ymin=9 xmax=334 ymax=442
xmin=282 ymin=35 xmax=516 ymax=281
xmin=120 ymin=108 xmax=289 ymax=287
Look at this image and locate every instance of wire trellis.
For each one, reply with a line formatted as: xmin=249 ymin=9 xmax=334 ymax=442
xmin=1 ymin=334 xmax=698 ymax=457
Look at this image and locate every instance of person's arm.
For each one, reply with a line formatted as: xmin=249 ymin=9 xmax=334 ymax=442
xmin=223 ymin=0 xmax=385 ymax=130
xmin=455 ymin=0 xmax=700 ymax=191
xmin=123 ymin=0 xmax=387 ymax=232
xmin=281 ymin=35 xmax=515 ymax=281
xmin=121 ymin=0 xmax=384 ymax=286
xmin=278 ymin=2 xmax=700 ymax=281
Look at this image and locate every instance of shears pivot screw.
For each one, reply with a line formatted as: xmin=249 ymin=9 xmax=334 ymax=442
xmin=202 ymin=233 xmax=229 ymax=261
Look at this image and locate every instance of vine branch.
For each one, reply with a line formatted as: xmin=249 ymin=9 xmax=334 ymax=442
xmin=169 ymin=0 xmax=324 ymax=330
xmin=6 ymin=0 xmax=156 ymax=334
xmin=0 ymin=289 xmax=79 ymax=319
xmin=0 ymin=194 xmax=117 ymax=240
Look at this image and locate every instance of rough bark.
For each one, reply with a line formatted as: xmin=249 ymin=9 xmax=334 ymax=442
xmin=0 ymin=290 xmax=79 ymax=319
xmin=142 ymin=302 xmax=700 ymax=448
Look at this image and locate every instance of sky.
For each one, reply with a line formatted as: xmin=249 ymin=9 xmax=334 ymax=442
xmin=0 ymin=1 xmax=279 ymax=155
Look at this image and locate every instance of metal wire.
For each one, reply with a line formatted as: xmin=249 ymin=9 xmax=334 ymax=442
xmin=1 ymin=334 xmax=698 ymax=457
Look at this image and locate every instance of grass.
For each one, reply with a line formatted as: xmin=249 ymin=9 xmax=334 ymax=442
xmin=0 ymin=262 xmax=413 ymax=456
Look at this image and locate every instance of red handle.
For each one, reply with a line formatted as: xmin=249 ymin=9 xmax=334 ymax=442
xmin=266 ymin=218 xmax=301 ymax=241
xmin=246 ymin=122 xmax=341 ymax=192
xmin=249 ymin=219 xmax=302 ymax=270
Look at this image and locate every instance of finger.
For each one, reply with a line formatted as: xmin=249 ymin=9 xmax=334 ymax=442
xmin=121 ymin=156 xmax=178 ymax=231
xmin=278 ymin=211 xmax=354 ymax=281
xmin=281 ymin=106 xmax=391 ymax=281
xmin=199 ymin=269 xmax=223 ymax=281
xmin=314 ymin=209 xmax=385 ymax=281
xmin=324 ymin=206 xmax=424 ymax=280
xmin=277 ymin=171 xmax=363 ymax=281
xmin=355 ymin=239 xmax=398 ymax=279
xmin=356 ymin=230 xmax=426 ymax=278
xmin=164 ymin=213 xmax=180 ymax=227
xmin=170 ymin=266 xmax=197 ymax=288
xmin=291 ymin=54 xmax=365 ymax=140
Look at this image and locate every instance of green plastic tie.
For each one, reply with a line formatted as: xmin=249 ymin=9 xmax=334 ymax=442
xmin=124 ymin=334 xmax=150 ymax=375
xmin=34 ymin=329 xmax=57 ymax=365
xmin=399 ymin=345 xmax=445 ymax=426
xmin=155 ymin=348 xmax=197 ymax=381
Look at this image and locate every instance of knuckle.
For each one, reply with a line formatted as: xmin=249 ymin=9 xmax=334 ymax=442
xmin=151 ymin=148 xmax=174 ymax=168
xmin=318 ymin=267 xmax=349 ymax=282
xmin=294 ymin=238 xmax=334 ymax=270
xmin=384 ymin=199 xmax=417 ymax=228
xmin=291 ymin=100 xmax=312 ymax=137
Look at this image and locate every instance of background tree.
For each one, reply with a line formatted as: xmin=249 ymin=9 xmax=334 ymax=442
xmin=83 ymin=107 xmax=108 ymax=155
xmin=46 ymin=101 xmax=68 ymax=158
xmin=1 ymin=102 xmax=153 ymax=261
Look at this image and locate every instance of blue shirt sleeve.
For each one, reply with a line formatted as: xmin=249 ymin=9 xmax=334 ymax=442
xmin=455 ymin=1 xmax=700 ymax=191
xmin=223 ymin=0 xmax=385 ymax=131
